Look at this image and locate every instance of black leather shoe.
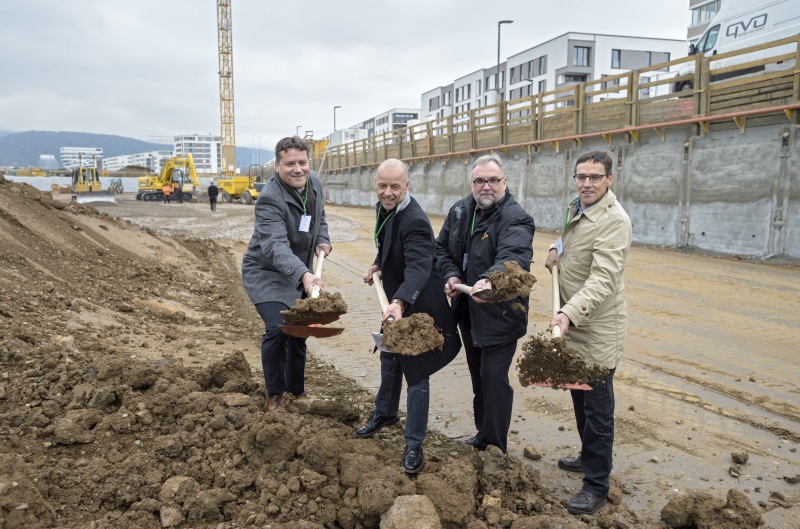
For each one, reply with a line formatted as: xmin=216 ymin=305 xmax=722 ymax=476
xmin=557 ymin=455 xmax=583 ymax=473
xmin=458 ymin=435 xmax=488 ymax=450
xmin=403 ymin=445 xmax=424 ymax=474
xmin=564 ymin=489 xmax=607 ymax=515
xmin=355 ymin=415 xmax=399 ymax=438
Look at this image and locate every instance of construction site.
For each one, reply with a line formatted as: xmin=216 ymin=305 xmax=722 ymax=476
xmin=2 ymin=0 xmax=800 ymax=527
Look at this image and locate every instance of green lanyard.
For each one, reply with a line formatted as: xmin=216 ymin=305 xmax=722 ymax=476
xmin=563 ymin=198 xmax=579 ymax=230
xmin=374 ymin=210 xmax=394 ymax=247
xmin=292 ymin=180 xmax=309 ymax=214
xmin=470 ymin=206 xmax=479 ymax=236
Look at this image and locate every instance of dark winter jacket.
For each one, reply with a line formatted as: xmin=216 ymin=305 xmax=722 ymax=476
xmin=375 ymin=196 xmax=460 ymax=385
xmin=435 ymin=190 xmax=535 ymax=347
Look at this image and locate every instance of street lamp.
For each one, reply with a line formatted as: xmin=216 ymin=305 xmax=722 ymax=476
xmin=497 ymin=20 xmax=514 ymax=100
xmin=333 ymin=106 xmax=342 ymax=132
xmin=296 ymin=125 xmax=302 ymax=137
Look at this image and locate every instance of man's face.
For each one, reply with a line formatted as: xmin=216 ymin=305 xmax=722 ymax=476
xmin=574 ymin=160 xmax=614 ymax=209
xmin=375 ymin=164 xmax=409 ymax=211
xmin=471 ymin=161 xmax=506 ymax=209
xmin=276 ymin=148 xmax=310 ymax=189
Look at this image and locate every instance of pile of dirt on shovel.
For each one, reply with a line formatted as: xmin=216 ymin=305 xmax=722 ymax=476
xmin=381 ymin=313 xmax=444 ymax=356
xmin=482 ymin=260 xmax=537 ymax=303
xmin=517 ymin=333 xmax=609 ymax=389
xmin=280 ymin=291 xmax=348 ymax=325
xmin=0 ymin=179 xmax=657 ymax=528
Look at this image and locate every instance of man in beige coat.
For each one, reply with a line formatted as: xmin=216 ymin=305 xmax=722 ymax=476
xmin=545 ymin=150 xmax=632 ymax=516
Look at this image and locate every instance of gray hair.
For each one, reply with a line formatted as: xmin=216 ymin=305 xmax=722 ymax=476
xmin=469 ymin=154 xmax=504 ymax=177
xmin=376 ymin=158 xmax=409 ymax=181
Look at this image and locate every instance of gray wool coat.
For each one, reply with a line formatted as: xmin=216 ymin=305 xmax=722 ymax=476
xmin=241 ymin=172 xmax=330 ymax=307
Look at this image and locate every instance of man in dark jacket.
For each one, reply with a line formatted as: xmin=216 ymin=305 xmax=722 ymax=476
xmin=435 ymin=154 xmax=535 ymax=453
xmin=207 ymin=181 xmax=219 ymax=211
xmin=241 ymin=136 xmax=331 ymax=413
xmin=356 ymin=158 xmax=460 ymax=474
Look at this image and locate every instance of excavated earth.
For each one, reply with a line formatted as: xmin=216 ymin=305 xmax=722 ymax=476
xmin=0 ymin=179 xmax=791 ymax=528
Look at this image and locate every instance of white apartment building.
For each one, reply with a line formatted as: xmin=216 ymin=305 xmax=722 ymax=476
xmin=38 ymin=154 xmax=58 ymax=170
xmin=505 ymin=33 xmax=686 ymax=105
xmin=104 ymin=150 xmax=173 ymax=173
xmin=60 ymin=147 xmax=103 ymax=169
xmin=422 ymin=32 xmax=686 ymax=122
xmin=358 ymin=108 xmax=421 ymax=137
xmin=173 ymin=134 xmax=221 ymax=174
xmin=689 ymin=0 xmax=723 ymax=41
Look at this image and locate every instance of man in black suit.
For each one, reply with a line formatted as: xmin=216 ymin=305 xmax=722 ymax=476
xmin=356 ymin=158 xmax=461 ymax=474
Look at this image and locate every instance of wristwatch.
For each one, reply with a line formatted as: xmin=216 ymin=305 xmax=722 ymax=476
xmin=391 ymin=298 xmax=406 ymax=312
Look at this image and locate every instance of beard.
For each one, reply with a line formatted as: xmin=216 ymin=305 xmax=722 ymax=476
xmin=476 ymin=194 xmax=497 ymax=209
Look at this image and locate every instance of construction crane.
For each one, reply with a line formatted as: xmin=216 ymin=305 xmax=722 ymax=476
xmin=217 ymin=0 xmax=236 ymax=176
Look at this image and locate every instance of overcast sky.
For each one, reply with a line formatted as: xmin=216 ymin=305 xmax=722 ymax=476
xmin=0 ymin=1 xmax=689 ymax=150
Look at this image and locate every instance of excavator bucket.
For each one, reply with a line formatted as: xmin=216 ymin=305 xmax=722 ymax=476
xmin=73 ymin=193 xmax=117 ymax=205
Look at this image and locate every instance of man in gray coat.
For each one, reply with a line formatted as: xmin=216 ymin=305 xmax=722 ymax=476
xmin=241 ymin=136 xmax=331 ymax=413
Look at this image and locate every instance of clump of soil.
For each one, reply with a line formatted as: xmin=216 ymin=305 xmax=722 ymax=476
xmin=382 ymin=313 xmax=444 ymax=356
xmin=517 ymin=333 xmax=609 ymax=389
xmin=483 ymin=260 xmax=537 ymax=302
xmin=660 ymin=488 xmax=763 ymax=528
xmin=281 ymin=291 xmax=348 ymax=325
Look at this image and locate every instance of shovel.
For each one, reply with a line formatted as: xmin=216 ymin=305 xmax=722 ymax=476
xmin=450 ymin=282 xmax=518 ymax=302
xmin=371 ymin=272 xmax=392 ymax=352
xmin=527 ymin=264 xmax=592 ymax=390
xmin=279 ymin=252 xmax=345 ymax=338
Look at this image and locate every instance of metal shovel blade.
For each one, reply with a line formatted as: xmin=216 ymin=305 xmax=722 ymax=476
xmin=371 ymin=331 xmax=389 ymax=352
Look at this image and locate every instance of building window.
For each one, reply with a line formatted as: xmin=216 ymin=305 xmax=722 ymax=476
xmin=538 ymin=56 xmax=546 ymax=75
xmin=444 ymin=91 xmax=451 ymax=105
xmin=510 ymin=67 xmax=516 ymax=84
xmin=691 ymin=0 xmax=720 ymax=26
xmin=466 ymin=84 xmax=471 ymax=99
xmin=645 ymin=51 xmax=652 ymax=66
xmin=573 ymin=46 xmax=590 ymax=67
xmin=611 ymin=49 xmax=621 ymax=69
xmin=538 ymin=80 xmax=546 ymax=93
xmin=476 ymin=79 xmax=481 ymax=95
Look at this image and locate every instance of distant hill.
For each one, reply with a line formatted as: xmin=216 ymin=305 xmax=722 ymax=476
xmin=0 ymin=130 xmax=274 ymax=170
xmin=0 ymin=130 xmax=15 ymax=138
xmin=0 ymin=131 xmax=170 ymax=168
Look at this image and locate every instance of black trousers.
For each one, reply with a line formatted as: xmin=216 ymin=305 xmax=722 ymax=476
xmin=570 ymin=368 xmax=616 ymax=496
xmin=255 ymin=301 xmax=307 ymax=397
xmin=209 ymin=197 xmax=217 ymax=211
xmin=459 ymin=322 xmax=517 ymax=453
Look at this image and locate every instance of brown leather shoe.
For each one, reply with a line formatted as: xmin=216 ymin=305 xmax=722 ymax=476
xmin=292 ymin=392 xmax=308 ymax=401
xmin=267 ymin=394 xmax=286 ymax=413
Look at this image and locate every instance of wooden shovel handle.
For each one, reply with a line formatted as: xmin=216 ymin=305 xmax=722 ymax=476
xmin=373 ymin=271 xmax=390 ymax=312
xmin=311 ymin=252 xmax=325 ymax=299
xmin=452 ymin=283 xmax=473 ymax=295
xmin=551 ymin=264 xmax=561 ymax=338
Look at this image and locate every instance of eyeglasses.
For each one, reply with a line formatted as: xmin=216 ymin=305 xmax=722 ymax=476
xmin=573 ymin=173 xmax=607 ymax=183
xmin=472 ymin=177 xmax=505 ymax=187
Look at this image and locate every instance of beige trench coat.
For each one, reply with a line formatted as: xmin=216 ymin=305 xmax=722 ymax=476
xmin=557 ymin=189 xmax=632 ymax=369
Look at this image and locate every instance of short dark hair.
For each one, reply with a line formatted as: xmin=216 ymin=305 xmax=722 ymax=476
xmin=575 ymin=151 xmax=613 ymax=175
xmin=275 ymin=136 xmax=310 ymax=163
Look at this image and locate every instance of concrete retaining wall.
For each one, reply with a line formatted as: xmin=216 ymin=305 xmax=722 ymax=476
xmin=324 ymin=121 xmax=800 ymax=258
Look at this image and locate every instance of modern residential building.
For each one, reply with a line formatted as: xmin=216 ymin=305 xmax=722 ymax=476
xmin=367 ymin=108 xmax=421 ymax=137
xmin=60 ymin=147 xmax=103 ymax=169
xmin=173 ymin=134 xmax=221 ymax=174
xmin=688 ymin=0 xmax=723 ymax=42
xmin=422 ymin=32 xmax=686 ymax=121
xmin=329 ymin=128 xmax=368 ymax=148
xmin=104 ymin=150 xmax=173 ymax=173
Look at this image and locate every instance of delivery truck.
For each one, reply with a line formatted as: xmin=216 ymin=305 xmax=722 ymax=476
xmin=673 ymin=0 xmax=800 ymax=92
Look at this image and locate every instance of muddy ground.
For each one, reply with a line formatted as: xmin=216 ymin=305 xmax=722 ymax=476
xmin=1 ymin=183 xmax=798 ymax=528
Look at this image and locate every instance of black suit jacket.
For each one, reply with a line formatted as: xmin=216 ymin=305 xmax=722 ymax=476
xmin=375 ymin=197 xmax=460 ymax=385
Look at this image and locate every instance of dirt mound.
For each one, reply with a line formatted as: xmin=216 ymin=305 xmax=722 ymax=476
xmin=0 ymin=180 xmax=656 ymax=528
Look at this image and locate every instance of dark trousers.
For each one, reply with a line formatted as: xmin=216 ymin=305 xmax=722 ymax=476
xmin=372 ymin=352 xmax=430 ymax=447
xmin=209 ymin=197 xmax=217 ymax=211
xmin=255 ymin=301 xmax=307 ymax=397
xmin=459 ymin=322 xmax=516 ymax=453
xmin=570 ymin=368 xmax=616 ymax=496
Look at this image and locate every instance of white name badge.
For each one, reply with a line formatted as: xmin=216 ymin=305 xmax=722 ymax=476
xmin=299 ymin=215 xmax=311 ymax=232
xmin=556 ymin=236 xmax=563 ymax=256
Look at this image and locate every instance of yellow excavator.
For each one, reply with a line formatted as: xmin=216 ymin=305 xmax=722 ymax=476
xmin=71 ymin=165 xmax=117 ymax=204
xmin=136 ymin=154 xmax=200 ymax=202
